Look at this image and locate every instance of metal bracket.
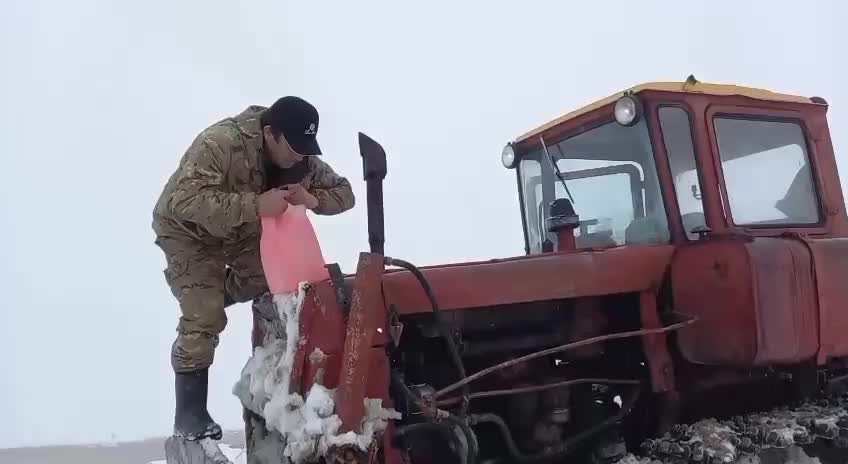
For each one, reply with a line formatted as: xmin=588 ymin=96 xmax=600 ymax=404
xmin=388 ymin=304 xmax=404 ymax=348
xmin=326 ymin=263 xmax=351 ymax=316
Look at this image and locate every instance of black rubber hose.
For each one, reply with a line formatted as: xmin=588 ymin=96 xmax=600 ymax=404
xmin=468 ymin=413 xmax=525 ymax=462
xmin=394 ymin=421 xmax=450 ymax=439
xmin=385 ymin=257 xmax=470 ymax=412
xmin=469 ymin=386 xmax=642 ymax=463
xmin=391 ymin=371 xmax=425 ymax=416
xmin=394 ymin=422 xmax=468 ymax=464
xmin=444 ymin=414 xmax=480 ymax=464
xmin=391 ymin=371 xmax=416 ymax=400
xmin=392 ymin=371 xmax=478 ymax=464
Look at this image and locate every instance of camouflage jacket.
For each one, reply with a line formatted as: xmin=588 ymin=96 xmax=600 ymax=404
xmin=152 ymin=106 xmax=355 ymax=244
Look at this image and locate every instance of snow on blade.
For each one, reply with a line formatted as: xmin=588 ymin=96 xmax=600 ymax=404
xmin=232 ymin=284 xmax=401 ymax=463
xmin=325 ymin=398 xmax=402 ymax=451
xmin=233 ymin=289 xmax=307 ymax=423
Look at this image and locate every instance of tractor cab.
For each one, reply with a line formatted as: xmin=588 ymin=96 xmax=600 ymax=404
xmin=503 ymin=78 xmax=842 ymax=255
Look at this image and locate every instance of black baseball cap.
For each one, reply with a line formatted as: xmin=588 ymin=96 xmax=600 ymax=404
xmin=263 ymin=96 xmax=322 ymax=156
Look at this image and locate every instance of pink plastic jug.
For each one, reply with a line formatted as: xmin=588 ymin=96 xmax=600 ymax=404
xmin=259 ymin=204 xmax=330 ymax=294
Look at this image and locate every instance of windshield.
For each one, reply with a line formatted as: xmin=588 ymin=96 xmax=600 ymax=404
xmin=519 ymin=118 xmax=669 ymax=253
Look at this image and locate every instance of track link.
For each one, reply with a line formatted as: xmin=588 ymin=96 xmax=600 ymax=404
xmin=616 ymin=392 xmax=848 ymax=464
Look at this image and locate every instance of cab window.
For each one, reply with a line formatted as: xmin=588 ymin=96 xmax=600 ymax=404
xmin=714 ymin=117 xmax=819 ymax=225
xmin=518 ymin=118 xmax=669 ymax=253
xmin=659 ymin=107 xmax=705 ymax=238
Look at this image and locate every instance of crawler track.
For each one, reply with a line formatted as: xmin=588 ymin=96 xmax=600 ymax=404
xmin=616 ymin=392 xmax=848 ymax=464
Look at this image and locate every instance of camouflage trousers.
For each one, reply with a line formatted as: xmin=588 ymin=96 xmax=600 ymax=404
xmin=155 ymin=235 xmax=269 ymax=373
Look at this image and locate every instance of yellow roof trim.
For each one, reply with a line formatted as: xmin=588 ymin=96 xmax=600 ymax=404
xmin=516 ymin=81 xmax=813 ymax=143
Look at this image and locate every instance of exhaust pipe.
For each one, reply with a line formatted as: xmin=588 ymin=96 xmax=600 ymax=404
xmin=358 ymin=132 xmax=388 ymax=255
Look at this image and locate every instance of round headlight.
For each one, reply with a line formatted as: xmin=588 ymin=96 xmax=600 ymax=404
xmin=614 ymin=95 xmax=641 ymax=127
xmin=502 ymin=143 xmax=517 ymax=169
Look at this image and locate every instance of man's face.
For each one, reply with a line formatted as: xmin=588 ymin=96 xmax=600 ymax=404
xmin=263 ymin=126 xmax=305 ymax=169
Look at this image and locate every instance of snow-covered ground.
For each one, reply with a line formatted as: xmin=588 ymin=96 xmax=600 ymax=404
xmin=147 ymin=443 xmax=246 ymax=464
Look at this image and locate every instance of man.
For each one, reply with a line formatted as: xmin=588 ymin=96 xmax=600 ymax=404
xmin=152 ymin=96 xmax=355 ymax=441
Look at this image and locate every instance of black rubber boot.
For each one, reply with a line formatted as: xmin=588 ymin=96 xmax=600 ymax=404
xmin=174 ymin=368 xmax=223 ymax=441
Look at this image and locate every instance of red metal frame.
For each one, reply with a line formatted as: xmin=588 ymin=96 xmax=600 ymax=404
xmin=639 ymin=290 xmax=675 ymax=392
xmin=335 ymin=253 xmax=387 ymax=433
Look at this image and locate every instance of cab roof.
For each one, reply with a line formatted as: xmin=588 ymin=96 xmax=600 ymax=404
xmin=516 ymin=79 xmax=817 ymax=143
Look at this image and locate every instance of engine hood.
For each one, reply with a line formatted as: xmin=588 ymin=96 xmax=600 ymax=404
xmin=381 ymin=244 xmax=675 ymax=315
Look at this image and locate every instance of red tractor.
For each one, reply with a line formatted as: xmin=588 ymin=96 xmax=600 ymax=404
xmin=245 ymin=77 xmax=848 ymax=464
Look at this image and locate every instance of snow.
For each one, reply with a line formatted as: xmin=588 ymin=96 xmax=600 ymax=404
xmin=146 ymin=442 xmax=246 ymax=464
xmin=231 ymin=285 xmax=401 ymax=463
xmin=199 ymin=439 xmax=241 ymax=463
xmin=232 ymin=289 xmax=307 ymax=420
xmin=693 ymin=419 xmax=738 ymax=463
xmin=324 ymin=398 xmax=402 ymax=451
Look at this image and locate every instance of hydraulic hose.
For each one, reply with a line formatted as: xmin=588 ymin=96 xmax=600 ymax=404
xmin=437 ymin=313 xmax=698 ymax=398
xmin=392 ymin=370 xmax=479 ymax=464
xmin=394 ymin=422 xmax=467 ymax=464
xmin=444 ymin=414 xmax=479 ymax=464
xmin=394 ymin=416 xmax=474 ymax=464
xmin=469 ymin=385 xmax=642 ymax=463
xmin=385 ymin=257 xmax=470 ymax=412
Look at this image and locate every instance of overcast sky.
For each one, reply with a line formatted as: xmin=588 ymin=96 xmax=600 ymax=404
xmin=1 ymin=0 xmax=846 ymax=449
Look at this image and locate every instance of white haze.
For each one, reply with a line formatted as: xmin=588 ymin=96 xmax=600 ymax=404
xmin=0 ymin=0 xmax=845 ymax=449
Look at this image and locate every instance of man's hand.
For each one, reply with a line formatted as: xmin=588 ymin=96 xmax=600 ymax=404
xmin=257 ymin=188 xmax=290 ymax=217
xmin=283 ymin=184 xmax=319 ymax=210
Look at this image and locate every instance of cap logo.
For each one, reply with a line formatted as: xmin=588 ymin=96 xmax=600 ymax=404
xmin=304 ymin=123 xmax=317 ymax=135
